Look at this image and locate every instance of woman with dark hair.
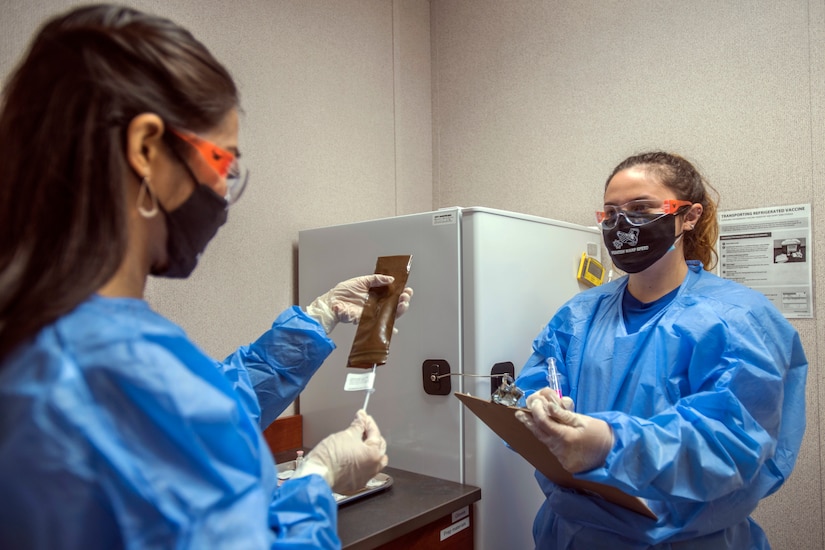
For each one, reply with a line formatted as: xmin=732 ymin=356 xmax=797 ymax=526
xmin=514 ymin=152 xmax=807 ymax=548
xmin=0 ymin=4 xmax=410 ymax=548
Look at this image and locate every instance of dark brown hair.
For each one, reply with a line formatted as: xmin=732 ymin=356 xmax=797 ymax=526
xmin=0 ymin=4 xmax=239 ymax=362
xmin=605 ymin=151 xmax=719 ymax=270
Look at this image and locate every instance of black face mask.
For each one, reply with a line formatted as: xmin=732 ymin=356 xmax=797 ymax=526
xmin=603 ymin=213 xmax=679 ymax=274
xmin=151 ymin=185 xmax=228 ymax=278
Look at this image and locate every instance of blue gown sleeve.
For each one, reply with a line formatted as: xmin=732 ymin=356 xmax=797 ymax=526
xmin=218 ymin=306 xmax=336 ymax=429
xmin=111 ymin=334 xmax=343 ymax=549
xmin=0 ymin=325 xmax=341 ymax=550
xmin=269 ymin=475 xmax=340 ymax=548
xmin=516 ymin=309 xmax=577 ymax=406
xmin=518 ymin=282 xmax=807 ymax=505
xmin=581 ymin=303 xmax=807 ymax=503
xmin=513 ymin=270 xmax=807 ymax=545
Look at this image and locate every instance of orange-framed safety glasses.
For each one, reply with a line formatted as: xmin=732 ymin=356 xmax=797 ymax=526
xmin=170 ymin=128 xmax=249 ymax=205
xmin=596 ymin=199 xmax=692 ymax=230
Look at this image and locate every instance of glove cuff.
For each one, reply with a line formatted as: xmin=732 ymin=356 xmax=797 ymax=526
xmin=580 ymin=419 xmax=614 ymax=473
xmin=305 ymin=292 xmax=337 ymax=334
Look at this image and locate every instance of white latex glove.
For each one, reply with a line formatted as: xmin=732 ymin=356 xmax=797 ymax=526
xmin=293 ymin=409 xmax=388 ymax=494
xmin=395 ymin=286 xmax=413 ymax=321
xmin=305 ymin=274 xmax=413 ymax=335
xmin=515 ymin=388 xmax=613 ymax=474
xmin=527 ymin=390 xmax=574 ymax=411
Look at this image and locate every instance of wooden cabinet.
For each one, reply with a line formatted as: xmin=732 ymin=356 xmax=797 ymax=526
xmin=338 ymin=467 xmax=480 ymax=550
xmin=267 ymin=417 xmax=481 ymax=549
xmin=373 ymin=505 xmax=473 ymax=549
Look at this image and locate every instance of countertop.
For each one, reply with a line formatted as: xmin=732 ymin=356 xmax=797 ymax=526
xmin=336 ymin=466 xmax=481 ymax=550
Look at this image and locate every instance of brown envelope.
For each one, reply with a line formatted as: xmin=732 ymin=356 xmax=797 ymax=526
xmin=347 ymin=255 xmax=412 ymax=369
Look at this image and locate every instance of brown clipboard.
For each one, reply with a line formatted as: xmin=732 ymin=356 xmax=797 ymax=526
xmin=455 ymin=392 xmax=657 ymax=519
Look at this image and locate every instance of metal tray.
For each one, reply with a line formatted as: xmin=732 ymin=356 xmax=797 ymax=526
xmin=276 ymin=459 xmax=393 ymax=506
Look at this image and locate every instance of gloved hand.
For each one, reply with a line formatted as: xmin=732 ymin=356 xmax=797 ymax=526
xmin=395 ymin=286 xmax=413 ymax=321
xmin=515 ymin=388 xmax=613 ymax=474
xmin=305 ymin=274 xmax=414 ymax=335
xmin=525 ymin=391 xmax=573 ymax=411
xmin=293 ymin=409 xmax=388 ymax=494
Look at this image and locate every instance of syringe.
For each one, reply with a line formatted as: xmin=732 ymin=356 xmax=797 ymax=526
xmin=546 ymin=357 xmax=562 ymax=399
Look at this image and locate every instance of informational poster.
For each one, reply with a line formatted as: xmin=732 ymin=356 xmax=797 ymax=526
xmin=718 ymin=203 xmax=812 ymax=318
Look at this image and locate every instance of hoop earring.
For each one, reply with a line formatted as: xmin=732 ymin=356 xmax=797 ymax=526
xmin=137 ymin=177 xmax=159 ymax=218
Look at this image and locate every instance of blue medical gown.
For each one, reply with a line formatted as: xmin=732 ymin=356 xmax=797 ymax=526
xmin=0 ymin=296 xmax=339 ymax=549
xmin=516 ymin=262 xmax=807 ymax=549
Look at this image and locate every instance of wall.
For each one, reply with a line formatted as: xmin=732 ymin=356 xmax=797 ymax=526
xmin=0 ymin=0 xmax=433 ymax=419
xmin=430 ymin=0 xmax=823 ymax=548
xmin=139 ymin=0 xmax=432 ymax=381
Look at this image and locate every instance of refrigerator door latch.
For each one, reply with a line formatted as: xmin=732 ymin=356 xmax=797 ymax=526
xmin=422 ymin=359 xmax=451 ymax=395
xmin=422 ymin=360 xmax=521 ymax=399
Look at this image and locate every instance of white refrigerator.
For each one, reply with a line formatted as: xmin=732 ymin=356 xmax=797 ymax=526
xmin=298 ymin=207 xmax=602 ymax=550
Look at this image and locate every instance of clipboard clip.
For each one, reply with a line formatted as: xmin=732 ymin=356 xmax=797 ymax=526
xmin=491 ymin=374 xmax=524 ymax=406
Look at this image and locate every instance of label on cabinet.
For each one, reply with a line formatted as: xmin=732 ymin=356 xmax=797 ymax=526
xmin=440 ymin=516 xmax=470 ymax=541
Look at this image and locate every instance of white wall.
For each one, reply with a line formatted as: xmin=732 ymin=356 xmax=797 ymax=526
xmin=140 ymin=0 xmax=433 ymax=386
xmin=142 ymin=0 xmax=432 ymax=369
xmin=431 ymin=1 xmax=823 ymax=548
xmin=0 ymin=0 xmax=432 ymax=417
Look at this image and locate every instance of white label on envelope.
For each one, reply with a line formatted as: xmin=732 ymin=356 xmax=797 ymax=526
xmin=344 ymin=371 xmax=375 ymax=391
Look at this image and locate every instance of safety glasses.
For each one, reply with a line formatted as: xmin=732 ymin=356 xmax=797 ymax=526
xmin=596 ymin=199 xmax=692 ymax=230
xmin=170 ymin=128 xmax=249 ymax=205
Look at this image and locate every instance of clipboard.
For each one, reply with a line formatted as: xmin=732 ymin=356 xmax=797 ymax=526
xmin=455 ymin=392 xmax=657 ymax=519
